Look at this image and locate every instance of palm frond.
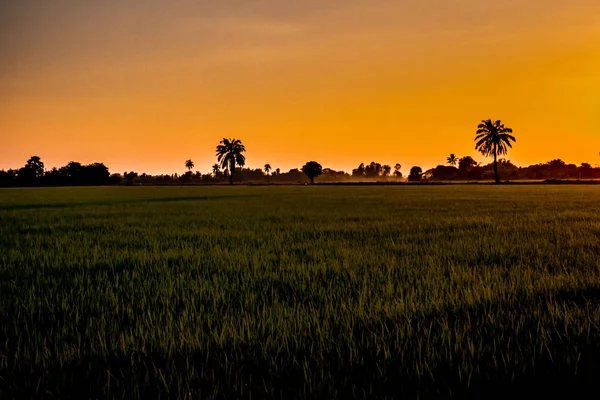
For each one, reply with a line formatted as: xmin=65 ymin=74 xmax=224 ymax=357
xmin=236 ymin=153 xmax=246 ymax=167
xmin=475 ymin=136 xmax=490 ymax=148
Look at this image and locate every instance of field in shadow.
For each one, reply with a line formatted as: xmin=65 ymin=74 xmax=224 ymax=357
xmin=2 ymin=283 xmax=599 ymax=399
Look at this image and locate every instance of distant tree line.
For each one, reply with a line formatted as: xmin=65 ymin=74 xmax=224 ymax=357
xmin=2 ymin=155 xmax=598 ymax=188
xmin=2 ymin=121 xmax=599 ymax=187
xmin=427 ymin=158 xmax=600 ymax=181
xmin=351 ymin=162 xmax=402 ymax=178
xmin=0 ymin=157 xmax=115 ymax=187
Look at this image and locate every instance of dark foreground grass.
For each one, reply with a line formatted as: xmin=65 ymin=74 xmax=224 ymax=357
xmin=1 ymin=186 xmax=599 ymax=399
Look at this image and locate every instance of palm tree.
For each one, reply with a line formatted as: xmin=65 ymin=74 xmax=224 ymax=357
xmin=447 ymin=154 xmax=458 ymax=167
xmin=264 ymin=164 xmax=271 ymax=183
xmin=216 ymin=138 xmax=246 ymax=185
xmin=475 ymin=119 xmax=516 ymax=183
xmin=185 ymin=159 xmax=194 ymax=172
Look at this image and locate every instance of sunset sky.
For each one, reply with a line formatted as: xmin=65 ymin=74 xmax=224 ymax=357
xmin=1 ymin=0 xmax=599 ymax=175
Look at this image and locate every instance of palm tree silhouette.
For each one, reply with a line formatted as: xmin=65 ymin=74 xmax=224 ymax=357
xmin=447 ymin=154 xmax=458 ymax=167
xmin=264 ymin=164 xmax=271 ymax=183
xmin=216 ymin=138 xmax=246 ymax=185
xmin=185 ymin=159 xmax=194 ymax=172
xmin=475 ymin=119 xmax=516 ymax=183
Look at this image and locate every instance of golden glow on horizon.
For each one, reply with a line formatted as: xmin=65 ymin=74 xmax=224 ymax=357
xmin=1 ymin=1 xmax=599 ymax=174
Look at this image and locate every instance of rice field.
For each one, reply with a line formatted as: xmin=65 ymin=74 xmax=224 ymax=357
xmin=1 ymin=185 xmax=599 ymax=398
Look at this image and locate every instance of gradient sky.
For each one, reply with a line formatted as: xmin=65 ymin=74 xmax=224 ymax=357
xmin=1 ymin=0 xmax=599 ymax=174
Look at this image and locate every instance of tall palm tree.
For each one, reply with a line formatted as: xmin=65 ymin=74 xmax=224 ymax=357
xmin=264 ymin=164 xmax=271 ymax=183
xmin=185 ymin=159 xmax=194 ymax=172
xmin=447 ymin=154 xmax=458 ymax=167
xmin=216 ymin=138 xmax=246 ymax=185
xmin=475 ymin=119 xmax=516 ymax=183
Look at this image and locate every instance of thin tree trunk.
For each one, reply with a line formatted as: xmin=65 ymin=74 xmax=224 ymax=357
xmin=310 ymin=176 xmax=314 ymax=184
xmin=493 ymin=143 xmax=499 ymax=184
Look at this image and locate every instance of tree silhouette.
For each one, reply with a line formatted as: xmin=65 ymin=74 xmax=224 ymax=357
xmin=447 ymin=154 xmax=458 ymax=167
xmin=124 ymin=171 xmax=138 ymax=186
xmin=62 ymin=162 xmax=84 ymax=183
xmin=264 ymin=164 xmax=271 ymax=183
xmin=394 ymin=163 xmax=402 ymax=177
xmin=580 ymin=163 xmax=593 ymax=179
xmin=364 ymin=162 xmax=383 ymax=177
xmin=185 ymin=159 xmax=194 ymax=172
xmin=458 ymin=156 xmax=478 ymax=171
xmin=301 ymin=161 xmax=323 ymax=184
xmin=25 ymin=156 xmax=45 ymax=177
xmin=212 ymin=164 xmax=220 ymax=177
xmin=216 ymin=138 xmax=246 ymax=185
xmin=408 ymin=166 xmax=422 ymax=182
xmin=275 ymin=168 xmax=280 ymax=176
xmin=352 ymin=163 xmax=366 ymax=176
xmin=475 ymin=119 xmax=516 ymax=183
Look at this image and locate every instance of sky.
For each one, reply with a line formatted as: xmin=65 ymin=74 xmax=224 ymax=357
xmin=1 ymin=0 xmax=599 ymax=175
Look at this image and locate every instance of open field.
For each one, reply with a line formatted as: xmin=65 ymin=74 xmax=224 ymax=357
xmin=1 ymin=186 xmax=600 ymax=398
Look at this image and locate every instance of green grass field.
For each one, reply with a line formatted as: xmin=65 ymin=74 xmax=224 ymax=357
xmin=1 ymin=186 xmax=600 ymax=398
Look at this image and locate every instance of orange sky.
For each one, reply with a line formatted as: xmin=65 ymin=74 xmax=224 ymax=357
xmin=1 ymin=0 xmax=599 ymax=175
